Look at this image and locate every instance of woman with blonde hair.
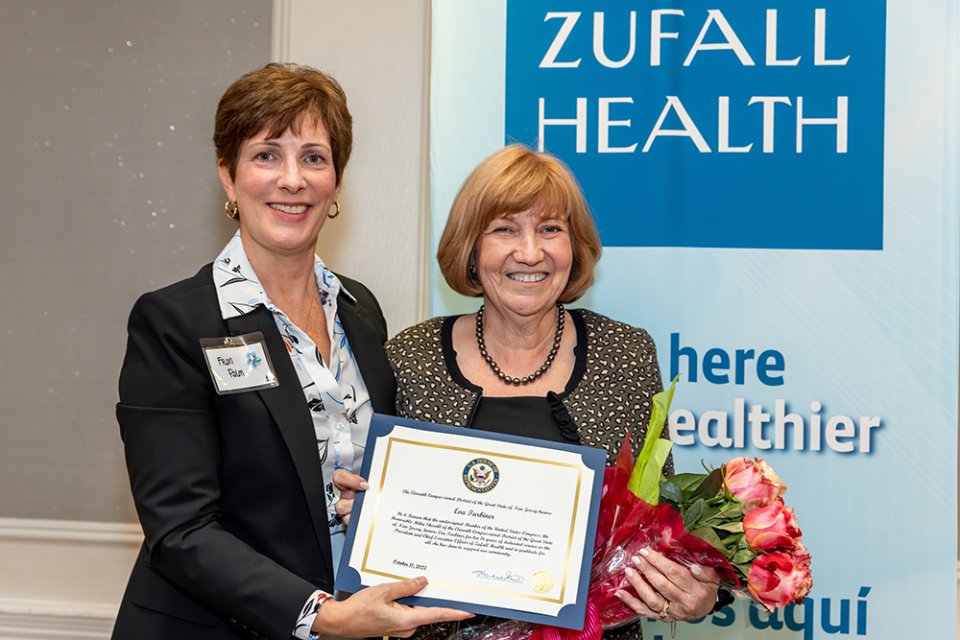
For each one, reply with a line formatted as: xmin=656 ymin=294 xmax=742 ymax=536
xmin=387 ymin=144 xmax=720 ymax=640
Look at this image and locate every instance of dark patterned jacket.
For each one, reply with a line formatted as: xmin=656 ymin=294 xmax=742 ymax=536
xmin=385 ymin=308 xmax=673 ymax=640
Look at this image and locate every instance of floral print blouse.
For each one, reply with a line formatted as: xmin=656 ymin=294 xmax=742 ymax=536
xmin=212 ymin=231 xmax=372 ymax=639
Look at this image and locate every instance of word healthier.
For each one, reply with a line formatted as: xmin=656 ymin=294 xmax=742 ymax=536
xmin=668 ymin=334 xmax=881 ymax=454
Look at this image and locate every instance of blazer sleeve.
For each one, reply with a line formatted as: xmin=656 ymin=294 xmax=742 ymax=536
xmin=622 ymin=326 xmax=673 ymax=478
xmin=118 ymin=288 xmax=318 ymax=640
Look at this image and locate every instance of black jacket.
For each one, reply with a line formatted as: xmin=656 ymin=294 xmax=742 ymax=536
xmin=112 ymin=264 xmax=395 ymax=640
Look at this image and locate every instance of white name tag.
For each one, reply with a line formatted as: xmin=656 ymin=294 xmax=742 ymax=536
xmin=200 ymin=332 xmax=280 ymax=395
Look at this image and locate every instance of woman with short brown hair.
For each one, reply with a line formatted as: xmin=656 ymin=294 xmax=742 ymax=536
xmin=112 ymin=63 xmax=469 ymax=640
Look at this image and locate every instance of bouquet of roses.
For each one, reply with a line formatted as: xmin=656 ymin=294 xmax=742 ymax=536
xmin=588 ymin=377 xmax=812 ymax=634
xmin=659 ymin=456 xmax=813 ymax=613
xmin=449 ymin=380 xmax=811 ymax=640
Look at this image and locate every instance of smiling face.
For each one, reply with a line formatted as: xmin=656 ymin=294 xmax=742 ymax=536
xmin=475 ymin=208 xmax=573 ymax=320
xmin=217 ymin=113 xmax=339 ymax=264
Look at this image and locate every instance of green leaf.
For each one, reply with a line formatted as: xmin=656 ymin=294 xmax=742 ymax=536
xmin=689 ymin=467 xmax=724 ymax=502
xmin=665 ymin=473 xmax=706 ymax=496
xmin=711 ymin=521 xmax=744 ymax=533
xmin=700 ymin=506 xmax=720 ymax=521
xmin=659 ymin=480 xmax=685 ymax=505
xmin=690 ymin=526 xmax=726 ymax=552
xmin=683 ymin=498 xmax=705 ymax=531
xmin=719 ymin=536 xmax=739 ymax=550
xmin=731 ymin=549 xmax=758 ymax=565
xmin=628 ymin=376 xmax=679 ymax=503
xmin=716 ymin=501 xmax=744 ymax=519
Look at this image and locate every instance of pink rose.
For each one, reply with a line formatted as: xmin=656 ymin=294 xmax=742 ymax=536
xmin=743 ymin=499 xmax=802 ymax=552
xmin=724 ymin=457 xmax=787 ymax=512
xmin=793 ymin=538 xmax=808 ymax=557
xmin=747 ymin=551 xmax=812 ymax=612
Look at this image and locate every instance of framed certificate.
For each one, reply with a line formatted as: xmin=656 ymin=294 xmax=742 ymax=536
xmin=335 ymin=414 xmax=606 ymax=630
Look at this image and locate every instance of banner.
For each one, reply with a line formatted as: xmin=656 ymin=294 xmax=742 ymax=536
xmin=431 ymin=2 xmax=958 ymax=639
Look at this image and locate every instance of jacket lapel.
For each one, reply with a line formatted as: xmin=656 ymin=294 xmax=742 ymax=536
xmin=226 ymin=306 xmax=334 ymax=579
xmin=336 ymin=292 xmax=396 ymax=414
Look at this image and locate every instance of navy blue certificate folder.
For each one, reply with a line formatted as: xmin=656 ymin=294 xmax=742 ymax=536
xmin=335 ymin=414 xmax=606 ymax=630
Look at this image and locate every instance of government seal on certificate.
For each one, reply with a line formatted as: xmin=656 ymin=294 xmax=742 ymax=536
xmin=463 ymin=457 xmax=500 ymax=493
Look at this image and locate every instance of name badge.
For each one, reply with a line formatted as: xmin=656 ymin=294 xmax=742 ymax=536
xmin=200 ymin=332 xmax=280 ymax=395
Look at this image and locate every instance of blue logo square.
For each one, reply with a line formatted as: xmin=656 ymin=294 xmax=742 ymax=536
xmin=505 ymin=1 xmax=886 ymax=249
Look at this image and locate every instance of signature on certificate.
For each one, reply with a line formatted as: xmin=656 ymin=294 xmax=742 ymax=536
xmin=473 ymin=569 xmax=525 ymax=583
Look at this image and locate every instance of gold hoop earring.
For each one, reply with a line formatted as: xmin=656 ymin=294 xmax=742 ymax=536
xmin=224 ymin=201 xmax=239 ymax=220
xmin=328 ymin=201 xmax=341 ymax=219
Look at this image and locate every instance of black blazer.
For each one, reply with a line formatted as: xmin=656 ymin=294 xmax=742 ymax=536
xmin=112 ymin=264 xmax=396 ymax=640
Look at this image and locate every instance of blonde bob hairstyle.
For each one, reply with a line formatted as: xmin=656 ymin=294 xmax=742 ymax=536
xmin=437 ymin=144 xmax=602 ymax=304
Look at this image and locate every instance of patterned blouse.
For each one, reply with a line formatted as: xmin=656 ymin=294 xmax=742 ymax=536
xmin=385 ymin=309 xmax=670 ymax=468
xmin=212 ymin=232 xmax=371 ymax=639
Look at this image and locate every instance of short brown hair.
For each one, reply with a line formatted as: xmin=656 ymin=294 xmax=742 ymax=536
xmin=437 ymin=144 xmax=602 ymax=303
xmin=214 ymin=63 xmax=353 ymax=185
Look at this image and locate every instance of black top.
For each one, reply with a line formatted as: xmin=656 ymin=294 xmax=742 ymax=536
xmin=112 ymin=264 xmax=396 ymax=640
xmin=472 ymin=395 xmax=565 ymax=441
xmin=440 ymin=309 xmax=589 ymax=444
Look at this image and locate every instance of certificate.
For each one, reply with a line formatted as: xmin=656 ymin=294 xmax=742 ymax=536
xmin=335 ymin=414 xmax=605 ymax=630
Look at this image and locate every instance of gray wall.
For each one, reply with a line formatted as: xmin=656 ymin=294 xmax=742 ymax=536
xmin=287 ymin=1 xmax=433 ymax=331
xmin=0 ymin=1 xmax=271 ymax=522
